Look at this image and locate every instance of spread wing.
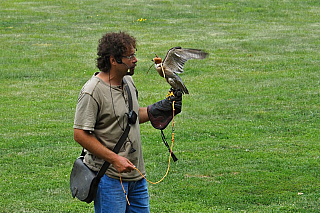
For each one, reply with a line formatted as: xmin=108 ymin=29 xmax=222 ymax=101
xmin=162 ymin=47 xmax=208 ymax=74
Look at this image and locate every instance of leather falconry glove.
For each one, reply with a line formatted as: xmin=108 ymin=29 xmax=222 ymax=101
xmin=147 ymin=89 xmax=182 ymax=130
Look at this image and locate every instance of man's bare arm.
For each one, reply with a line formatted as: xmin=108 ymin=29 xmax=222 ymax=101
xmin=139 ymin=107 xmax=149 ymax=124
xmin=73 ymin=128 xmax=135 ymax=173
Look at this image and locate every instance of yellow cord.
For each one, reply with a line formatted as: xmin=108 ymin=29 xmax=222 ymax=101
xmin=119 ymin=100 xmax=176 ymax=204
xmin=135 ymin=100 xmax=175 ymax=184
xmin=119 ymin=172 xmax=131 ymax=206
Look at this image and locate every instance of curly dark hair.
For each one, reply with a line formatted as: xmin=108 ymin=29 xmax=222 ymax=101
xmin=96 ymin=31 xmax=136 ymax=72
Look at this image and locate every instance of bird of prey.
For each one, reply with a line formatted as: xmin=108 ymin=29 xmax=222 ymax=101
xmin=152 ymin=47 xmax=208 ymax=94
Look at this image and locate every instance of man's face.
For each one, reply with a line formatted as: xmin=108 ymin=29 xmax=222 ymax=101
xmin=122 ymin=47 xmax=137 ymax=76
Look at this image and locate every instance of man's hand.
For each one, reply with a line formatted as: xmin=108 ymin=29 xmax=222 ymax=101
xmin=147 ymin=89 xmax=182 ymax=130
xmin=111 ymin=155 xmax=136 ymax=173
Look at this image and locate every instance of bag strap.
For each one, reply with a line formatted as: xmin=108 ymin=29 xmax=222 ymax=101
xmin=96 ymin=122 xmax=130 ymax=180
xmin=124 ymin=78 xmax=133 ymax=112
xmin=84 ymin=77 xmax=134 ymax=180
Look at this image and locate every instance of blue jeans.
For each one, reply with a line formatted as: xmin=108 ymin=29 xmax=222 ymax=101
xmin=94 ymin=174 xmax=150 ymax=213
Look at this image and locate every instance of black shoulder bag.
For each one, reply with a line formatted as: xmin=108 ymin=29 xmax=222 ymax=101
xmin=70 ymin=78 xmax=137 ymax=203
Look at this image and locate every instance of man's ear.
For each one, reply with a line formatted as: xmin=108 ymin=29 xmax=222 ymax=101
xmin=109 ymin=56 xmax=117 ymax=66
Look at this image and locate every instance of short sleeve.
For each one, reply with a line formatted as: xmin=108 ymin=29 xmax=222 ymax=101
xmin=73 ymin=93 xmax=98 ymax=131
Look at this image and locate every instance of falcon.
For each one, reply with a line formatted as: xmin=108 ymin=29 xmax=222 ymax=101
xmin=152 ymin=47 xmax=208 ymax=94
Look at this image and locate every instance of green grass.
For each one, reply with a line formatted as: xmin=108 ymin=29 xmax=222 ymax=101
xmin=1 ymin=0 xmax=320 ymax=212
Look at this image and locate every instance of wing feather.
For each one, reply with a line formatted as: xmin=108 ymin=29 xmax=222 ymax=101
xmin=163 ymin=47 xmax=208 ymax=74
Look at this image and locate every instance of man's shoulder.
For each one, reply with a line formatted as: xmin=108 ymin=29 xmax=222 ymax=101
xmin=124 ymin=75 xmax=136 ymax=89
xmin=81 ymin=76 xmax=102 ymax=96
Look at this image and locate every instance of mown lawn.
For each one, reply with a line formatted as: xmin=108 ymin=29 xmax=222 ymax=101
xmin=1 ymin=0 xmax=320 ymax=212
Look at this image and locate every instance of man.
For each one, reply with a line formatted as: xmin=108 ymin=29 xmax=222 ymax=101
xmin=73 ymin=32 xmax=182 ymax=213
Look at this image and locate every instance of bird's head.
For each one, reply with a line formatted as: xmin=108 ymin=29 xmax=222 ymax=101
xmin=152 ymin=54 xmax=162 ymax=65
xmin=147 ymin=54 xmax=162 ymax=74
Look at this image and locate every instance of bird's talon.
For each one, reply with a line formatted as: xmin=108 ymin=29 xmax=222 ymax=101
xmin=166 ymin=91 xmax=175 ymax=98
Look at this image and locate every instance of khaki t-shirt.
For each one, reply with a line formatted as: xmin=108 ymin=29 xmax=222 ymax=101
xmin=73 ymin=73 xmax=146 ymax=181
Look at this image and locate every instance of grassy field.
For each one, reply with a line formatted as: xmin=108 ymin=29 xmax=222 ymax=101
xmin=1 ymin=0 xmax=320 ymax=212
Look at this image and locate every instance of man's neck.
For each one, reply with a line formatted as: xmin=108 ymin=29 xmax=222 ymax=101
xmin=97 ymin=71 xmax=123 ymax=86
